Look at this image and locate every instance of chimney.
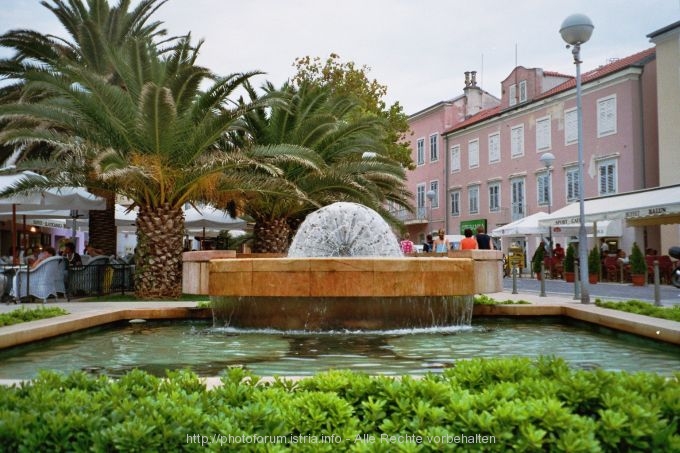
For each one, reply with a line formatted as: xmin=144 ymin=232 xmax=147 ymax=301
xmin=463 ymin=70 xmax=483 ymax=118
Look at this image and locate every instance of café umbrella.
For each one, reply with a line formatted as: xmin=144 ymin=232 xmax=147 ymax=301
xmin=0 ymin=171 xmax=106 ymax=262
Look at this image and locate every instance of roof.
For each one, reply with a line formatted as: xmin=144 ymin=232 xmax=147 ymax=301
xmin=444 ymin=47 xmax=656 ymax=135
xmin=647 ymin=19 xmax=680 ymax=39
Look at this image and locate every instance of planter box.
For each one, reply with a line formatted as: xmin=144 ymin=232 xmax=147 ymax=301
xmin=588 ymin=274 xmax=599 ymax=284
xmin=564 ymin=272 xmax=575 ymax=283
xmin=631 ymin=274 xmax=646 ymax=286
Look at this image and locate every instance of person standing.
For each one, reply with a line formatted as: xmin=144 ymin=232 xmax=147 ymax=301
xmin=433 ymin=229 xmax=451 ymax=253
xmin=460 ymin=228 xmax=479 ymax=250
xmin=423 ymin=234 xmax=434 ymax=252
xmin=400 ymin=233 xmax=414 ymax=254
xmin=475 ymin=226 xmax=494 ymax=250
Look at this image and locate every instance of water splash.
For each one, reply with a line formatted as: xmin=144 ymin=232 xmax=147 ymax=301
xmin=288 ymin=202 xmax=402 ymax=257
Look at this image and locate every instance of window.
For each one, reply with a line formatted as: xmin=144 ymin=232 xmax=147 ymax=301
xmin=597 ymin=95 xmax=617 ymax=137
xmin=510 ymin=177 xmax=525 ymax=221
xmin=537 ymin=171 xmax=551 ymax=206
xmin=450 ymin=145 xmax=461 ymax=172
xmin=468 ymin=139 xmax=479 ymax=168
xmin=488 ymin=133 xmax=500 ymax=164
xmin=416 ymin=184 xmax=426 ymax=211
xmin=509 ymin=84 xmax=517 ymax=106
xmin=511 ymin=125 xmax=524 ymax=158
xmin=564 ymin=108 xmax=577 ymax=145
xmin=450 ymin=190 xmax=461 ymax=216
xmin=468 ymin=185 xmax=480 ymax=214
xmin=598 ymin=159 xmax=617 ymax=195
xmin=429 ymin=134 xmax=439 ymax=162
xmin=536 ymin=115 xmax=551 ymax=151
xmin=429 ymin=180 xmax=439 ymax=208
xmin=519 ymin=80 xmax=527 ymax=103
xmin=416 ymin=138 xmax=425 ymax=165
xmin=488 ymin=182 xmax=500 ymax=212
xmin=565 ymin=167 xmax=580 ymax=202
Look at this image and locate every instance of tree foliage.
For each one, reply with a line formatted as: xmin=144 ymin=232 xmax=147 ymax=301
xmin=292 ymin=53 xmax=413 ymax=169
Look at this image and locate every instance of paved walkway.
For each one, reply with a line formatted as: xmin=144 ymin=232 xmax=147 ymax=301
xmin=502 ymin=276 xmax=680 ymax=306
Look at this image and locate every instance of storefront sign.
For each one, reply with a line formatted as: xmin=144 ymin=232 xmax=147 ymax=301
xmin=459 ymin=219 xmax=487 ymax=235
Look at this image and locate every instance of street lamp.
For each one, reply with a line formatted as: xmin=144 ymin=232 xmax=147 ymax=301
xmin=540 ymin=152 xmax=555 ymax=273
xmin=426 ymin=189 xmax=436 ymax=230
xmin=560 ymin=13 xmax=594 ymax=304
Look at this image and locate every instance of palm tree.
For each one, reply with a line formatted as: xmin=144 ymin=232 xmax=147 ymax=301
xmin=0 ymin=37 xmax=275 ymax=299
xmin=0 ymin=0 xmax=172 ymax=255
xmin=235 ymin=81 xmax=412 ymax=253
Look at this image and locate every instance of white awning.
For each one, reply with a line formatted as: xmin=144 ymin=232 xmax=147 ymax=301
xmin=551 ymin=219 xmax=622 ymax=237
xmin=491 ymin=212 xmax=550 ymax=237
xmin=538 ymin=185 xmax=680 ymax=228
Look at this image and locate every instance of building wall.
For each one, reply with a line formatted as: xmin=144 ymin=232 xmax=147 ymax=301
xmin=403 ymin=85 xmax=500 ymax=245
xmin=649 ymin=21 xmax=680 ymax=253
xmin=405 ymin=50 xmax=658 ymax=261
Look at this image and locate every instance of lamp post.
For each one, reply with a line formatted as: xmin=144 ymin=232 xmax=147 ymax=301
xmin=560 ymin=13 xmax=594 ymax=304
xmin=426 ymin=189 xmax=436 ymax=232
xmin=540 ymin=152 xmax=555 ymax=274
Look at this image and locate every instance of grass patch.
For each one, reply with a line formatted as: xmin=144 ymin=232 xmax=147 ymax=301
xmin=474 ymin=294 xmax=531 ymax=305
xmin=0 ymin=306 xmax=68 ymax=327
xmin=595 ymin=299 xmax=680 ymax=322
xmin=77 ymin=293 xmax=210 ymax=303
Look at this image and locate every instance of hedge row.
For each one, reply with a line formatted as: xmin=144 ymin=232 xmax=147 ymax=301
xmin=0 ymin=357 xmax=678 ymax=451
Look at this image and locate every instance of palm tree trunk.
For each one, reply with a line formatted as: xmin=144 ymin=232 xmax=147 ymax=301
xmin=135 ymin=203 xmax=184 ymax=299
xmin=252 ymin=217 xmax=291 ymax=253
xmin=87 ymin=189 xmax=117 ymax=256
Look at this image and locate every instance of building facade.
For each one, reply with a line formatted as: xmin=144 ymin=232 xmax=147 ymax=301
xmin=402 ymin=71 xmax=500 ymax=246
xmin=403 ymin=48 xmax=661 ymax=262
xmin=648 ymin=20 xmax=680 ymax=254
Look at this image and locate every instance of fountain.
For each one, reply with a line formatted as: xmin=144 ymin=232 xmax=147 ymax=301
xmin=183 ymin=202 xmax=503 ymax=330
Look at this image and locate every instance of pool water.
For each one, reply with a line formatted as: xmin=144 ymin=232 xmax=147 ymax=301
xmin=0 ymin=317 xmax=678 ymax=379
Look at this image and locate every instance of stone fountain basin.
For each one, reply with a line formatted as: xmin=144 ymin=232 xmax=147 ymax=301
xmin=183 ymin=252 xmax=503 ymax=330
xmin=183 ymin=251 xmax=503 ymax=297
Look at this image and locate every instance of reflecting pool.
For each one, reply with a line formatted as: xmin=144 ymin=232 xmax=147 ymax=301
xmin=0 ymin=317 xmax=678 ymax=379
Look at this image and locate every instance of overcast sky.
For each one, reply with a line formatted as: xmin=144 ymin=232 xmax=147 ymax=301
xmin=1 ymin=0 xmax=679 ymax=114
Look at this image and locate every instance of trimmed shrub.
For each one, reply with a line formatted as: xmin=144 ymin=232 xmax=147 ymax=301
xmin=0 ymin=359 xmax=678 ymax=451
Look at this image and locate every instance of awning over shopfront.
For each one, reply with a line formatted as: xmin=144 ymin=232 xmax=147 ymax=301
xmin=538 ymin=185 xmax=680 ymax=228
xmin=491 ymin=212 xmax=550 ymax=237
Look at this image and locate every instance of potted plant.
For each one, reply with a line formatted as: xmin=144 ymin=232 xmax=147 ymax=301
xmin=629 ymin=242 xmax=647 ymax=286
xmin=588 ymin=246 xmax=601 ymax=284
xmin=531 ymin=243 xmax=546 ymax=280
xmin=563 ymin=243 xmax=576 ymax=282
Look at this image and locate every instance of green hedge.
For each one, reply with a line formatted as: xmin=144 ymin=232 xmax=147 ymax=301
xmin=0 ymin=358 xmax=678 ymax=451
xmin=595 ymin=299 xmax=680 ymax=322
xmin=0 ymin=306 xmax=68 ymax=327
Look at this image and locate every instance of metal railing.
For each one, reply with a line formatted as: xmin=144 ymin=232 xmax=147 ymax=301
xmin=67 ymin=263 xmax=135 ymax=298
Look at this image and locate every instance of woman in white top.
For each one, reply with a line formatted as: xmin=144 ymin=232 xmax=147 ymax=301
xmin=432 ymin=229 xmax=450 ymax=253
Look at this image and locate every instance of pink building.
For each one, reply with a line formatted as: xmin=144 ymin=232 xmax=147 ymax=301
xmin=401 ymin=71 xmax=500 ymax=246
xmin=402 ymin=49 xmax=659 ymax=261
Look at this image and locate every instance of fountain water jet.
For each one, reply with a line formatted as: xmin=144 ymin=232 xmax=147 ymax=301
xmin=184 ymin=203 xmax=502 ymax=330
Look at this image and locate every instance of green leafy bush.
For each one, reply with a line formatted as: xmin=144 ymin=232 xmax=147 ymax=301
xmin=588 ymin=246 xmax=601 ymax=276
xmin=0 ymin=306 xmax=68 ymax=327
xmin=0 ymin=359 xmax=678 ymax=451
xmin=595 ymin=299 xmax=680 ymax=322
xmin=564 ymin=243 xmax=576 ymax=273
xmin=531 ymin=244 xmax=545 ymax=274
xmin=474 ymin=295 xmax=530 ymax=305
xmin=629 ymin=242 xmax=647 ymax=275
